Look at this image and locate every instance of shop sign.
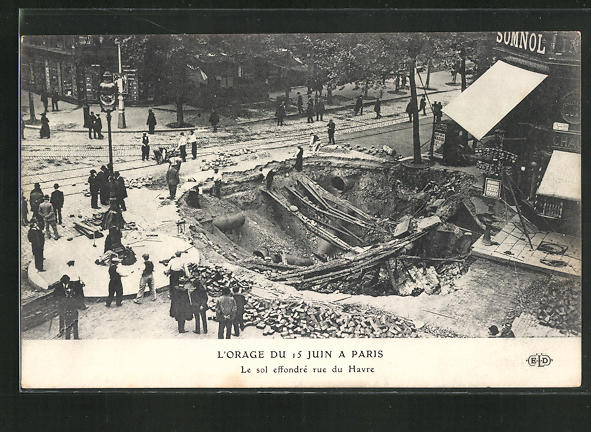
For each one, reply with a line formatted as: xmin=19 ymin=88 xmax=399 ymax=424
xmin=496 ymin=32 xmax=547 ymax=55
xmin=483 ymin=177 xmax=502 ymax=199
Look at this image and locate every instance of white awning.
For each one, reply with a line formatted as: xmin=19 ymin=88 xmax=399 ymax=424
xmin=442 ymin=61 xmax=547 ymax=141
xmin=537 ymin=151 xmax=581 ymax=201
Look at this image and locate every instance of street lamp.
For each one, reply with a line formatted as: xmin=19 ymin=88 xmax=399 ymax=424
xmin=99 ymin=71 xmax=117 ymax=176
xmin=115 ymin=39 xmax=126 ymax=128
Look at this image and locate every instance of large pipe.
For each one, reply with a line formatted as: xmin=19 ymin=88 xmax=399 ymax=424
xmin=330 ymin=175 xmax=353 ymax=192
xmin=212 ymin=213 xmax=246 ymax=231
xmin=284 ymin=254 xmax=314 ymax=267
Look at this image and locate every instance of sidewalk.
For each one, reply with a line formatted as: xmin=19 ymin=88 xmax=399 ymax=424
xmin=21 ymin=70 xmax=456 ymax=134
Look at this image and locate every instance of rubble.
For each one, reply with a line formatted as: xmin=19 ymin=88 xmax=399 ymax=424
xmin=535 ymin=279 xmax=581 ymax=335
xmin=207 ymin=295 xmax=419 ymax=339
xmin=201 ymin=148 xmax=254 ymax=171
xmin=186 ymin=263 xmax=253 ymax=297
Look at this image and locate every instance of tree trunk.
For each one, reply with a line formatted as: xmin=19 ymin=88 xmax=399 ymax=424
xmin=176 ymin=100 xmax=184 ymax=126
xmin=327 ymin=85 xmax=333 ymax=105
xmin=409 ymin=58 xmax=422 ymax=165
xmin=425 ymin=58 xmax=432 ymax=89
xmin=363 ymin=80 xmax=369 ymax=97
xmin=28 ymin=91 xmax=36 ymax=122
xmin=284 ymin=87 xmax=290 ymax=103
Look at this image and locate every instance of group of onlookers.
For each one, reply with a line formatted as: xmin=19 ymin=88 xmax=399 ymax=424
xmin=87 ymin=165 xmax=127 ymax=211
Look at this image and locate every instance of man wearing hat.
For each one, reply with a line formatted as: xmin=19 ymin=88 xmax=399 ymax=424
xmin=134 ymin=253 xmax=156 ymax=304
xmin=166 ymin=160 xmax=181 ymax=200
xmin=27 ymin=221 xmax=45 ymax=272
xmin=38 ymin=195 xmax=60 ymax=240
xmin=88 ymin=170 xmax=100 ymax=209
xmin=50 ymin=183 xmax=64 ymax=225
xmin=106 ymin=257 xmax=127 ymax=307
xmin=53 ymin=274 xmax=85 ymax=340
xmin=64 ymin=258 xmax=87 ymax=309
xmin=29 ymin=183 xmax=44 ymax=225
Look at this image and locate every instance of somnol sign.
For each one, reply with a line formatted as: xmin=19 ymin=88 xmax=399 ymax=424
xmin=496 ymin=32 xmax=547 ymax=55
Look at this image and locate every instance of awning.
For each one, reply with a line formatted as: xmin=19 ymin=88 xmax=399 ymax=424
xmin=442 ymin=60 xmax=547 ymax=141
xmin=536 ymin=151 xmax=581 ymax=201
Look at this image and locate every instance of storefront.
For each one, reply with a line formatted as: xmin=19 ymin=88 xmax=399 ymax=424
xmin=441 ymin=31 xmax=580 ymax=232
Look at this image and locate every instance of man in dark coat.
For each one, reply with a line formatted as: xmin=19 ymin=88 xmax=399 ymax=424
xmin=146 ymin=109 xmax=157 ymax=134
xmin=306 ymin=97 xmax=314 ymax=123
xmin=106 ymin=258 xmax=125 ymax=307
xmin=29 ymin=183 xmax=44 ymax=219
xmin=232 ymin=286 xmax=246 ymax=337
xmin=113 ymin=171 xmax=127 ymax=211
xmin=354 ymin=95 xmax=363 ymax=115
xmin=374 ymin=98 xmax=382 ymax=119
xmin=405 ymin=101 xmax=414 ymax=123
xmin=275 ymin=102 xmax=286 ymax=126
xmin=21 ymin=193 xmax=29 ymax=225
xmin=20 ymin=115 xmax=25 ymax=140
xmin=166 ymin=162 xmax=180 ymax=199
xmin=50 ymin=183 xmax=64 ymax=225
xmin=296 ymin=92 xmax=303 ymax=115
xmin=94 ymin=114 xmax=104 ymax=139
xmin=40 ymin=90 xmax=49 ymax=113
xmin=209 ymin=110 xmax=220 ymax=132
xmin=27 ymin=222 xmax=45 ymax=271
xmin=141 ymin=133 xmax=150 ymax=161
xmin=83 ymin=103 xmax=91 ymax=129
xmin=97 ymin=166 xmax=109 ymax=205
xmin=51 ymin=89 xmax=59 ymax=111
xmin=171 ymin=277 xmax=193 ymax=334
xmin=315 ymin=97 xmax=325 ymax=121
xmin=294 ymin=146 xmax=304 ymax=172
xmin=53 ymin=275 xmax=85 ymax=339
xmin=327 ymin=119 xmax=336 ymax=145
xmin=419 ymin=95 xmax=427 ymax=115
xmin=190 ymin=276 xmax=208 ymax=334
xmin=101 ymin=198 xmax=125 ymax=231
xmin=104 ymin=225 xmax=123 ymax=253
xmin=436 ymin=102 xmax=443 ymax=122
xmin=88 ymin=112 xmax=96 ymax=139
xmin=88 ymin=170 xmax=100 ymax=209
xmin=40 ymin=112 xmax=50 ymax=138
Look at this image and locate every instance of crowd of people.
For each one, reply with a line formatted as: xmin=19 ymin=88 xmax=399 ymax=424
xmin=87 ymin=165 xmax=127 ymax=211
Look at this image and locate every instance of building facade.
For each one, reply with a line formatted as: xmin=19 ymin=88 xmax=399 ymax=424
xmin=493 ymin=31 xmax=580 ymax=233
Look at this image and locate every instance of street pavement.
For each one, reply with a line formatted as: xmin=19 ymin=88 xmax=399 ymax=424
xmin=21 ymin=70 xmax=457 ymax=133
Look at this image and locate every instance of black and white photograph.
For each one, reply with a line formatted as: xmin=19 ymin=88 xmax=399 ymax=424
xmin=18 ymin=25 xmax=582 ymax=388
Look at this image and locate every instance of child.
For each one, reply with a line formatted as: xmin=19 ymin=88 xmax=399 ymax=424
xmin=232 ymin=286 xmax=246 ymax=337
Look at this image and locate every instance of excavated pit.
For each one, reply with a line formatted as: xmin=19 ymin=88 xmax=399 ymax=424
xmin=179 ymin=159 xmax=479 ymax=297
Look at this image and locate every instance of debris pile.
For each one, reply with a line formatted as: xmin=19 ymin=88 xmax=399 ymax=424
xmin=536 ymin=280 xmax=581 ymax=335
xmin=125 ymin=176 xmax=155 ymax=189
xmin=187 ymin=263 xmax=253 ymax=297
xmin=209 ymin=296 xmax=418 ymax=339
xmin=201 ymin=148 xmax=254 ymax=171
xmin=398 ymin=262 xmax=466 ymax=296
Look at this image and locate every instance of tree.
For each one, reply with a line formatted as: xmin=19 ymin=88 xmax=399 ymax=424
xmin=143 ymin=35 xmax=207 ymax=127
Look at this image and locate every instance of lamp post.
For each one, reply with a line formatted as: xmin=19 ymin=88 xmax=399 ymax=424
xmin=116 ymin=40 xmax=126 ymax=128
xmin=99 ymin=71 xmax=117 ymax=176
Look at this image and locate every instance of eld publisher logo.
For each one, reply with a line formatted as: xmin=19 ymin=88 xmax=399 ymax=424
xmin=527 ymin=353 xmax=553 ymax=367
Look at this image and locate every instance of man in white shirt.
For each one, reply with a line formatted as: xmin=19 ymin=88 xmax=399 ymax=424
xmin=166 ymin=250 xmax=189 ymax=288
